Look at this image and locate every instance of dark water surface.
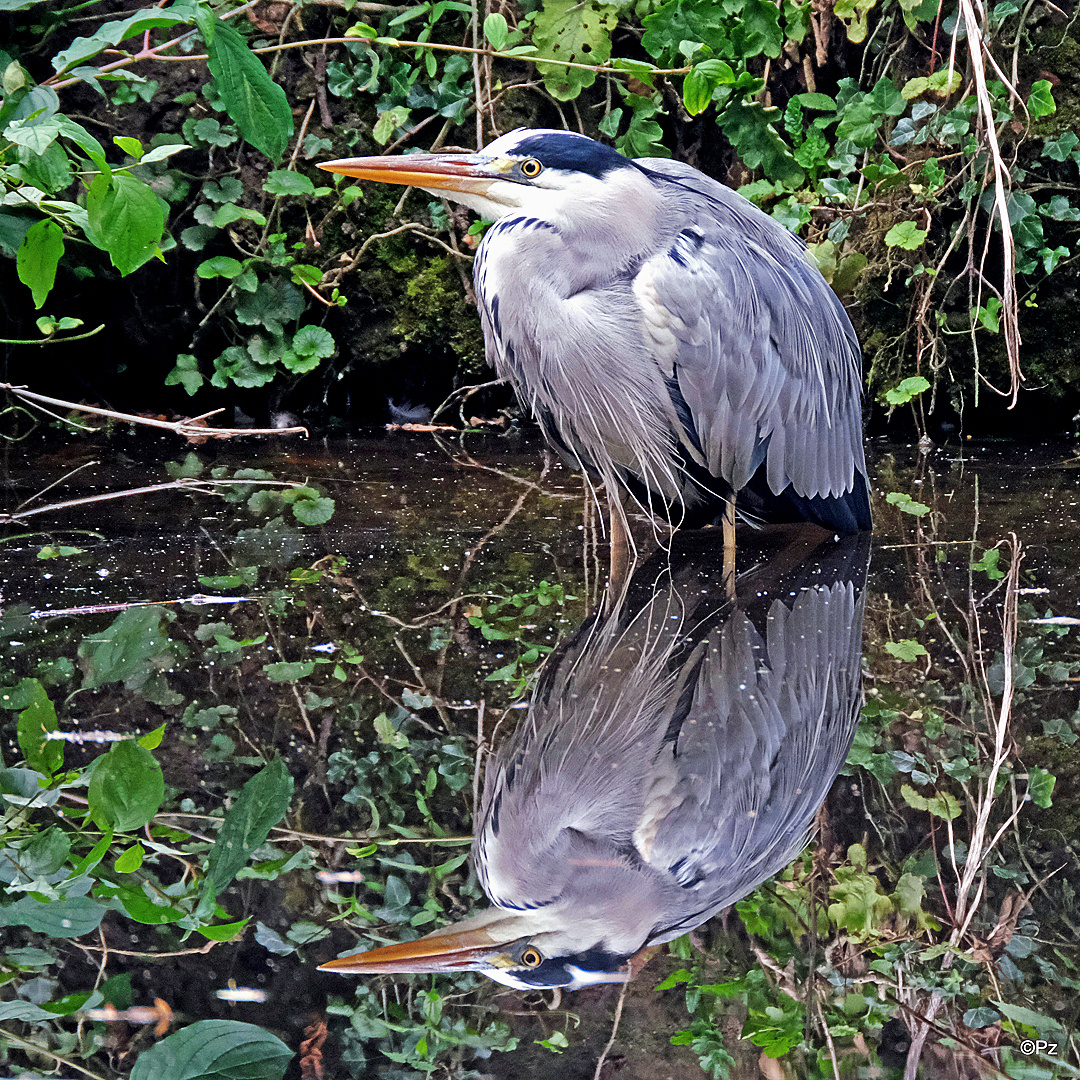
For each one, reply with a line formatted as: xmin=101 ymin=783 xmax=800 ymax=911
xmin=1 ymin=430 xmax=1078 ymax=1079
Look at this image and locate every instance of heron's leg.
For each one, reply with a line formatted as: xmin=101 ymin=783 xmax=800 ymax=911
xmin=606 ymin=490 xmax=633 ymax=608
xmin=721 ymin=495 xmax=736 ymax=588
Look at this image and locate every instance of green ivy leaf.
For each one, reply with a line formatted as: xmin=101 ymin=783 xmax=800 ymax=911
xmin=884 ymin=638 xmax=928 ymax=661
xmin=1027 ymin=79 xmax=1055 ymax=119
xmin=165 ymin=353 xmax=204 ymax=396
xmin=197 ymin=14 xmax=294 ymax=162
xmin=129 ymin=1020 xmax=293 ymax=1080
xmin=205 ymin=760 xmax=293 ymax=894
xmin=884 ymin=220 xmax=928 ymax=249
xmin=532 ymin=0 xmax=618 ymax=101
xmin=885 ymin=490 xmax=931 ymax=516
xmin=1025 ymin=766 xmax=1055 ymax=808
xmin=717 ymin=100 xmax=804 ymax=186
xmin=88 ymin=740 xmax=165 ymax=832
xmin=16 ymin=219 xmax=65 ymax=309
xmin=884 ymin=375 xmax=930 ymax=405
xmin=901 ymin=783 xmax=960 ymax=820
xmin=373 ymin=105 xmax=411 ymax=144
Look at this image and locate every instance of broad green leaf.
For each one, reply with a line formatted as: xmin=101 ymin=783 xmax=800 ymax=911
xmin=373 ymin=105 xmax=410 ymax=145
xmin=14 ymin=826 xmax=71 ymax=877
xmin=374 ymin=711 xmax=410 ymax=748
xmin=166 ymin=353 xmax=204 ymax=395
xmin=263 ymin=661 xmax=315 ymax=682
xmin=263 ymin=170 xmax=317 ymax=196
xmin=1043 ymin=131 xmax=1079 ymax=161
xmin=213 ymin=203 xmax=267 ymax=228
xmin=963 ymin=1007 xmax=1000 ymax=1028
xmin=0 ymin=895 xmax=110 ymax=938
xmin=0 ymin=1000 xmax=62 ymax=1021
xmin=16 ymin=219 xmax=64 ymax=309
xmin=205 ymin=759 xmax=293 ymax=894
xmin=114 ymin=135 xmax=143 ymax=159
xmin=198 ymin=255 xmax=245 ymax=279
xmin=290 ymin=493 xmax=335 ymax=526
xmin=114 ymin=843 xmax=145 ymax=872
xmin=139 ymin=723 xmax=166 ymax=750
xmin=791 ymin=92 xmax=837 ymax=111
xmin=483 ymin=12 xmax=509 ymax=49
xmin=884 ymin=375 xmax=930 ymax=405
xmin=129 ymin=1020 xmax=293 ymax=1080
xmin=532 ymin=0 xmax=618 ymax=101
xmin=116 ymin=887 xmax=185 ymax=925
xmin=85 ymin=173 xmax=165 ymax=275
xmin=16 ymin=677 xmax=62 ymax=774
xmin=993 ymin=1001 xmax=1067 ymax=1039
xmin=290 ymin=325 xmax=335 ymax=362
xmin=199 ymin=15 xmax=294 ymax=161
xmin=197 ymin=917 xmax=249 ymax=942
xmin=52 ymin=11 xmax=190 ymax=74
xmin=89 ymin=740 xmax=165 ymax=831
xmin=683 ymin=68 xmax=713 ymax=116
xmin=78 ymin=606 xmax=178 ymax=690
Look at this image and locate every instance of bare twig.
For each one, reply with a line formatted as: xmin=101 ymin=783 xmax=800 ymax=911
xmin=592 ymin=978 xmax=630 ymax=1080
xmin=0 ymin=382 xmax=308 ymax=440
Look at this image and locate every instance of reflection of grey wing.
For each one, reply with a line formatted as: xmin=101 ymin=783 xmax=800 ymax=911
xmin=636 ymin=159 xmax=866 ymax=504
xmin=475 ymin=566 xmax=692 ymax=914
xmin=644 ymin=576 xmax=866 ymax=939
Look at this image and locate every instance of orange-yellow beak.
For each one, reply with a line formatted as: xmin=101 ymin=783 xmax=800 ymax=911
xmin=318 ymin=153 xmax=502 ymax=196
xmin=318 ymin=908 xmax=529 ymax=975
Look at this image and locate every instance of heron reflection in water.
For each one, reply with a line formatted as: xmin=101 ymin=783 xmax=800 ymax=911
xmin=321 ymin=528 xmax=870 ymax=990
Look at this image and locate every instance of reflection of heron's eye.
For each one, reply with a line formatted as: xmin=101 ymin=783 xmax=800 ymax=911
xmin=521 ymin=947 xmax=543 ymax=967
xmin=520 ymin=159 xmax=543 ymax=178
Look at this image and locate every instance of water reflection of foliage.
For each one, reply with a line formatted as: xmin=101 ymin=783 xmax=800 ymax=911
xmin=657 ymin=512 xmax=1080 ymax=1078
xmin=3 ymin=442 xmax=1080 ymax=1078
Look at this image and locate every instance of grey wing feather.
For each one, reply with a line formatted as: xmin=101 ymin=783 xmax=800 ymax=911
xmin=643 ymin=578 xmax=866 ymax=932
xmin=636 ymin=159 xmax=867 ymax=501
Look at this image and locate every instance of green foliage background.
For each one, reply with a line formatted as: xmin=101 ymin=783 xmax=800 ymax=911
xmin=2 ymin=0 xmax=1080 ymax=429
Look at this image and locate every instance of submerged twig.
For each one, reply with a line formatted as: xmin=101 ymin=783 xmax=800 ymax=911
xmin=0 ymin=477 xmax=305 ymax=524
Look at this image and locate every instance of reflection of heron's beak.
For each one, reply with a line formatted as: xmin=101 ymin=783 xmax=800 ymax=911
xmin=318 ymin=908 xmax=529 ymax=975
xmin=318 ymin=154 xmax=501 ymax=197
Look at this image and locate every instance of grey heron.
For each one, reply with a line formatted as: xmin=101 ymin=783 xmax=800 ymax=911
xmin=320 ymin=129 xmax=871 ymax=571
xmin=319 ymin=528 xmax=869 ymax=989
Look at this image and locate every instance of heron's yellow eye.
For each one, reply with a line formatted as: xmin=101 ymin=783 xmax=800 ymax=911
xmin=520 ymin=947 xmax=543 ymax=967
xmin=520 ymin=158 xmax=543 ymax=178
